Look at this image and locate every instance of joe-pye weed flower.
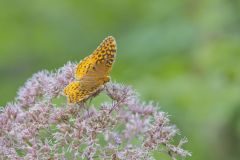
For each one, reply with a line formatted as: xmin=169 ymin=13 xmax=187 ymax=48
xmin=0 ymin=62 xmax=191 ymax=159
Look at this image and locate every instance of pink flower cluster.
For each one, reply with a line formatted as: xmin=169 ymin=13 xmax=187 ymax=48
xmin=0 ymin=62 xmax=191 ymax=159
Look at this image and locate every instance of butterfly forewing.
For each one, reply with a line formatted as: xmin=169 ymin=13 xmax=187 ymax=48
xmin=75 ymin=36 xmax=116 ymax=80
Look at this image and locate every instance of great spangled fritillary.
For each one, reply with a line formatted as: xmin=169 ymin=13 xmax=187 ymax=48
xmin=64 ymin=36 xmax=117 ymax=103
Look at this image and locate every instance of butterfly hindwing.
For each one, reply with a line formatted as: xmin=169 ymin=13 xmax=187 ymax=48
xmin=64 ymin=81 xmax=96 ymax=103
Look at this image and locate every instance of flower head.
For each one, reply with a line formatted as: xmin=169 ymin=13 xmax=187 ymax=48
xmin=0 ymin=62 xmax=191 ymax=159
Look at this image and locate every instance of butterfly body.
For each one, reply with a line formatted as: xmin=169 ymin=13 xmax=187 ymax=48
xmin=64 ymin=36 xmax=116 ymax=103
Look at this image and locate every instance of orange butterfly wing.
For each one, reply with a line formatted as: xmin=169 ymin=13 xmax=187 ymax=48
xmin=64 ymin=36 xmax=117 ymax=103
xmin=75 ymin=36 xmax=116 ymax=80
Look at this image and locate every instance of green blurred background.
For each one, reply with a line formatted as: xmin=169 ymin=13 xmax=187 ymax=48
xmin=0 ymin=0 xmax=240 ymax=159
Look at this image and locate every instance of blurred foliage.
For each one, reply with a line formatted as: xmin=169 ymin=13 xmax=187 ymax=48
xmin=0 ymin=0 xmax=240 ymax=159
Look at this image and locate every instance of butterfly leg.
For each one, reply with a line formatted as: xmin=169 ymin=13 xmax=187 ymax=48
xmin=81 ymin=102 xmax=90 ymax=117
xmin=88 ymin=97 xmax=93 ymax=105
xmin=86 ymin=99 xmax=93 ymax=116
xmin=103 ymin=76 xmax=110 ymax=83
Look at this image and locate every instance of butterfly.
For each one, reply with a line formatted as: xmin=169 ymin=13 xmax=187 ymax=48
xmin=64 ymin=36 xmax=117 ymax=103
